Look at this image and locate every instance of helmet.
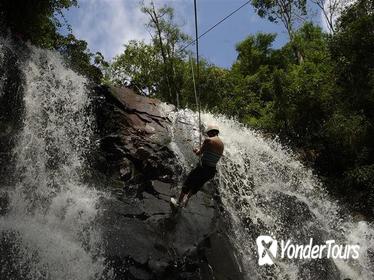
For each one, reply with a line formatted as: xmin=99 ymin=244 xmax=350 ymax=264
xmin=206 ymin=123 xmax=219 ymax=134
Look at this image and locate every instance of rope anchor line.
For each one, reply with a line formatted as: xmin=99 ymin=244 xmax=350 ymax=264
xmin=188 ymin=0 xmax=251 ymax=147
xmin=193 ymin=0 xmax=202 ymax=147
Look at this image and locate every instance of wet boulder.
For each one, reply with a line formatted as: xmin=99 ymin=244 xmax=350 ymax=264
xmin=95 ymin=86 xmax=179 ymax=183
xmin=94 ymin=86 xmax=244 ymax=280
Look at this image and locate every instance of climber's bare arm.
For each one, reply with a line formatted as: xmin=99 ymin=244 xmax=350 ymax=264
xmin=193 ymin=139 xmax=210 ymax=156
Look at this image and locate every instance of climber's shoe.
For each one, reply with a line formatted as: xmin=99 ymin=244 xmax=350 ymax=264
xmin=170 ymin=197 xmax=180 ymax=208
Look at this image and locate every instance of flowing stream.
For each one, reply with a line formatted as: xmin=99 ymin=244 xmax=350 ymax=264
xmin=166 ymin=108 xmax=374 ymax=280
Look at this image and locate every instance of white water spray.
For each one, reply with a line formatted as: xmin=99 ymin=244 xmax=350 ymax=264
xmin=0 ymin=42 xmax=107 ymax=280
xmin=165 ymin=107 xmax=374 ymax=280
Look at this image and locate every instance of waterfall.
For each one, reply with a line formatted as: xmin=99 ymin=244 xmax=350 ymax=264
xmin=1 ymin=34 xmax=373 ymax=279
xmin=0 ymin=39 xmax=108 ymax=280
xmin=166 ymin=108 xmax=374 ymax=280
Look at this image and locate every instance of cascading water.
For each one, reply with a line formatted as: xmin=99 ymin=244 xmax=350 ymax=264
xmin=166 ymin=108 xmax=374 ymax=280
xmin=1 ymin=33 xmax=373 ymax=280
xmin=0 ymin=39 xmax=108 ymax=280
xmin=0 ymin=40 xmax=6 ymax=95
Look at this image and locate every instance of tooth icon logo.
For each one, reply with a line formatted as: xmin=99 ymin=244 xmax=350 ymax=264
xmin=256 ymin=235 xmax=278 ymax=266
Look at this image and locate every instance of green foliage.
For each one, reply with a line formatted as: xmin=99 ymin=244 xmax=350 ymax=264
xmin=320 ymin=0 xmax=374 ymax=212
xmin=1 ymin=0 xmax=104 ymax=83
xmin=57 ymin=34 xmax=103 ymax=83
xmin=225 ymin=33 xmax=277 ymax=128
xmin=137 ymin=1 xmax=190 ymax=104
xmin=107 ymin=2 xmax=190 ymax=103
xmin=105 ymin=1 xmax=373 ymax=215
xmin=292 ymin=22 xmax=330 ymax=64
xmin=234 ymin=33 xmax=276 ymax=75
xmin=110 ymin=41 xmax=161 ymax=94
xmin=141 ymin=2 xmax=189 ymax=57
xmin=197 ymin=63 xmax=232 ymax=111
xmin=251 ymin=0 xmax=307 ymax=63
xmin=273 ymin=61 xmax=333 ymax=142
xmin=345 ymin=165 xmax=374 ymax=190
xmin=330 ymin=0 xmax=374 ymax=119
xmin=251 ymin=0 xmax=307 ymax=24
xmin=344 ymin=164 xmax=374 ymax=211
xmin=0 ymin=0 xmax=77 ymax=47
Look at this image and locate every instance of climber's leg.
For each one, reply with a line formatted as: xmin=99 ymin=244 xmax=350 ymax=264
xmin=171 ymin=164 xmax=216 ymax=208
xmin=181 ymin=191 xmax=193 ymax=207
xmin=170 ymin=190 xmax=187 ymax=208
xmin=178 ymin=191 xmax=187 ymax=204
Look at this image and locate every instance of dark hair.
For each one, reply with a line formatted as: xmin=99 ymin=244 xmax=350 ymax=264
xmin=208 ymin=129 xmax=219 ymax=136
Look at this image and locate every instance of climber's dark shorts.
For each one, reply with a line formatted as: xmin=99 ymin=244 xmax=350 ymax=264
xmin=182 ymin=163 xmax=216 ymax=195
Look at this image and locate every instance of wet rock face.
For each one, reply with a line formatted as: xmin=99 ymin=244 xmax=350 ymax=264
xmin=95 ymin=86 xmax=179 ymax=183
xmin=94 ymin=86 xmax=243 ymax=280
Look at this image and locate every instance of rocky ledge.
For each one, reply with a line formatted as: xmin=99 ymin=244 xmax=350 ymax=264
xmin=94 ymin=86 xmax=244 ymax=280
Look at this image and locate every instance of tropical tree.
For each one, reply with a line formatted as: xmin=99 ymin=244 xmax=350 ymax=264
xmin=251 ymin=0 xmax=307 ymax=63
xmin=325 ymin=0 xmax=374 ymax=211
xmin=140 ymin=1 xmax=190 ymax=105
xmin=311 ymin=0 xmax=353 ymax=33
xmin=0 ymin=0 xmax=105 ymax=83
xmin=110 ymin=41 xmax=161 ymax=95
xmin=0 ymin=0 xmax=77 ymax=48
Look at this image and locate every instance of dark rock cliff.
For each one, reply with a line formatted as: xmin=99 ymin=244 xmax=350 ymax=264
xmin=94 ymin=86 xmax=244 ymax=280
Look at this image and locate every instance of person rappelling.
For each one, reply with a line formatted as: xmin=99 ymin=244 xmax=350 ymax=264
xmin=170 ymin=124 xmax=224 ymax=208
